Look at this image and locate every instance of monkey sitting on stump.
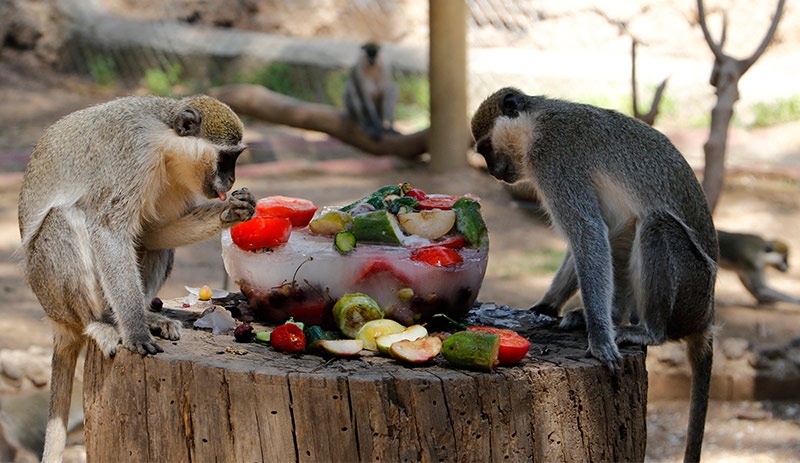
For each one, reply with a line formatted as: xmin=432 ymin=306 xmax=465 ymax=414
xmin=718 ymin=230 xmax=800 ymax=305
xmin=17 ymin=94 xmax=256 ymax=463
xmin=343 ymin=42 xmax=398 ymax=140
xmin=471 ymin=87 xmax=717 ymax=463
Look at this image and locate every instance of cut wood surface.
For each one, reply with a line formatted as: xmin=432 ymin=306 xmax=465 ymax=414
xmin=83 ymin=306 xmax=647 ymax=463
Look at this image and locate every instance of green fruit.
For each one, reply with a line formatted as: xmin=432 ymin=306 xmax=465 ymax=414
xmin=340 ymin=185 xmax=402 ymax=212
xmin=255 ymin=331 xmax=271 ymax=345
xmin=441 ymin=331 xmax=500 ymax=371
xmin=352 ymin=210 xmax=405 ymax=245
xmin=304 ymin=325 xmax=337 ymax=352
xmin=356 ymin=319 xmax=406 ymax=351
xmin=309 ymin=210 xmax=353 ymax=236
xmin=332 ymin=293 xmax=384 ymax=338
xmin=375 ymin=324 xmax=428 ymax=355
xmin=452 ymin=197 xmax=489 ymax=248
xmin=334 ymin=231 xmax=357 ymax=255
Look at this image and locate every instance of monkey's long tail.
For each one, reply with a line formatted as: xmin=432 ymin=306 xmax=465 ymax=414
xmin=683 ymin=331 xmax=713 ymax=463
xmin=41 ymin=327 xmax=84 ymax=463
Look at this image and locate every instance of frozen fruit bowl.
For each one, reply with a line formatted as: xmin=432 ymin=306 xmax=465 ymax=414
xmin=221 ymin=186 xmax=490 ymax=328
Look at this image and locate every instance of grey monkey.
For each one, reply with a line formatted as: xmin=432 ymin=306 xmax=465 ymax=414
xmin=471 ymin=87 xmax=717 ymax=463
xmin=343 ymin=42 xmax=398 ymax=140
xmin=718 ymin=230 xmax=800 ymax=305
xmin=18 ymin=94 xmax=255 ymax=463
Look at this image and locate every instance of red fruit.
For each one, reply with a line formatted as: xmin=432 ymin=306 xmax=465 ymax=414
xmin=289 ymin=299 xmax=331 ymax=327
xmin=466 ymin=326 xmax=531 ymax=365
xmin=231 ymin=216 xmax=292 ymax=251
xmin=355 ymin=260 xmax=411 ymax=285
xmin=255 ymin=196 xmax=318 ymax=228
xmin=233 ymin=323 xmax=254 ymax=343
xmin=270 ymin=323 xmax=306 ymax=353
xmin=404 ymin=189 xmax=427 ymax=201
xmin=411 ymin=246 xmax=463 ymax=267
xmin=417 ymin=194 xmax=461 ymax=210
xmin=428 ymin=236 xmax=467 ymax=249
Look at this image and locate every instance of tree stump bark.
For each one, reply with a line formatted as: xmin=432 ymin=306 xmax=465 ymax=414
xmin=83 ymin=308 xmax=647 ymax=463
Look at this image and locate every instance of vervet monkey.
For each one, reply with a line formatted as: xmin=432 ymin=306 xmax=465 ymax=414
xmin=471 ymin=87 xmax=717 ymax=463
xmin=343 ymin=42 xmax=398 ymax=140
xmin=718 ymin=230 xmax=800 ymax=305
xmin=18 ymin=95 xmax=256 ymax=463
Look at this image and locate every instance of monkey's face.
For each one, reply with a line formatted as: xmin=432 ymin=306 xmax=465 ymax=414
xmin=471 ymin=88 xmax=531 ymax=185
xmin=172 ymin=96 xmax=246 ymax=200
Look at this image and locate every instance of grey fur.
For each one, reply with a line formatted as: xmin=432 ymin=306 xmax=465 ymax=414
xmin=471 ymin=87 xmax=718 ymax=463
xmin=343 ymin=42 xmax=398 ymax=140
xmin=17 ymin=95 xmax=255 ymax=463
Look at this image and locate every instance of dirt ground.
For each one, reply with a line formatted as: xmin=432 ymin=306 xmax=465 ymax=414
xmin=1 ymin=62 xmax=800 ymax=462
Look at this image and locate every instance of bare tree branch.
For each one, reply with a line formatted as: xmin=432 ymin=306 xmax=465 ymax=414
xmin=741 ymin=0 xmax=785 ymax=73
xmin=696 ymin=0 xmax=725 ymax=62
xmin=631 ymin=39 xmax=669 ymax=127
xmin=209 ymin=84 xmax=429 ymax=159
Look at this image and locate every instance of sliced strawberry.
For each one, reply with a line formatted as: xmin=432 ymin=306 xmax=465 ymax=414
xmin=411 ymin=246 xmax=463 ymax=267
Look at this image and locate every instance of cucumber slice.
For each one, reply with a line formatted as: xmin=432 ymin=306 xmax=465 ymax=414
xmin=352 ymin=210 xmax=405 ymax=245
xmin=334 ymin=231 xmax=357 ymax=254
xmin=332 ymin=293 xmax=384 ymax=338
xmin=442 ymin=331 xmax=500 ymax=371
xmin=309 ymin=210 xmax=353 ymax=236
xmin=304 ymin=325 xmax=337 ymax=352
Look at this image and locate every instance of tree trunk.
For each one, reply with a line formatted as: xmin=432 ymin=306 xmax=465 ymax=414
xmin=701 ymin=82 xmax=737 ymax=212
xmin=83 ymin=309 xmax=647 ymax=463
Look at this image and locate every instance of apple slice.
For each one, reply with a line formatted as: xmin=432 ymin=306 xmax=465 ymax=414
xmin=356 ymin=319 xmax=406 ymax=351
xmin=318 ymin=339 xmax=364 ymax=357
xmin=397 ymin=210 xmax=456 ymax=240
xmin=389 ymin=336 xmax=443 ymax=364
xmin=375 ymin=324 xmax=428 ymax=355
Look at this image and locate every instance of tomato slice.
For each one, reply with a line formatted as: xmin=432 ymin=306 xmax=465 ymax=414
xmin=466 ymin=326 xmax=531 ymax=365
xmin=416 ymin=194 xmax=461 ymax=210
xmin=404 ymin=189 xmax=427 ymax=201
xmin=355 ymin=260 xmax=411 ymax=285
xmin=410 ymin=246 xmax=463 ymax=267
xmin=270 ymin=323 xmax=306 ymax=353
xmin=255 ymin=195 xmax=318 ymax=227
xmin=428 ymin=236 xmax=467 ymax=249
xmin=230 ymin=216 xmax=292 ymax=251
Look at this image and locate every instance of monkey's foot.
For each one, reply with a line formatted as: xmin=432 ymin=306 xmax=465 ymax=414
xmin=146 ymin=312 xmax=182 ymax=341
xmin=559 ymin=309 xmax=586 ymax=331
xmin=587 ymin=339 xmax=622 ymax=372
xmin=124 ymin=330 xmax=163 ymax=355
xmin=529 ymin=302 xmax=559 ymax=318
xmin=85 ymin=321 xmax=122 ymax=357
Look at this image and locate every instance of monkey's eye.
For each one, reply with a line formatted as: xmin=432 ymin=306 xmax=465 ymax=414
xmin=476 ymin=138 xmax=493 ymax=156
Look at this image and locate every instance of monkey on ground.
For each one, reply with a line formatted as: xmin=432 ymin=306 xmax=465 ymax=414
xmin=717 ymin=230 xmax=800 ymax=305
xmin=471 ymin=87 xmax=717 ymax=463
xmin=17 ymin=94 xmax=256 ymax=463
xmin=343 ymin=42 xmax=398 ymax=140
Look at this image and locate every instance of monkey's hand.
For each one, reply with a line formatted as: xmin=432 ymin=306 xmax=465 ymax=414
xmin=586 ymin=337 xmax=623 ymax=372
xmin=146 ymin=312 xmax=182 ymax=341
xmin=530 ymin=302 xmax=560 ymax=319
xmin=221 ymin=187 xmax=256 ymax=225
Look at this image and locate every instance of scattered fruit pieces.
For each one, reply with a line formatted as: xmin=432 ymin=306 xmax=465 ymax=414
xmin=375 ymin=324 xmax=428 ymax=355
xmin=441 ymin=331 xmax=500 ymax=371
xmin=389 ymin=336 xmax=443 ymax=364
xmin=198 ymin=285 xmax=213 ymax=301
xmin=233 ymin=323 xmax=254 ymax=343
xmin=466 ymin=326 xmax=531 ymax=365
xmin=356 ymin=319 xmax=406 ymax=351
xmin=334 ymin=231 xmax=357 ymax=254
xmin=332 ymin=293 xmax=384 ymax=338
xmin=318 ymin=339 xmax=364 ymax=357
xmin=270 ymin=323 xmax=306 ymax=353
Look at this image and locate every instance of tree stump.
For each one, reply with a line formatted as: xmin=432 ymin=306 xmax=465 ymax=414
xmin=83 ymin=307 xmax=647 ymax=463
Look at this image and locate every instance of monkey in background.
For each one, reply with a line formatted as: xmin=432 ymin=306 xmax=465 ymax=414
xmin=471 ymin=87 xmax=717 ymax=463
xmin=717 ymin=230 xmax=800 ymax=305
xmin=343 ymin=42 xmax=398 ymax=140
xmin=17 ymin=94 xmax=255 ymax=463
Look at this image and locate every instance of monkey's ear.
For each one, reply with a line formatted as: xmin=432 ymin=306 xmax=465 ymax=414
xmin=500 ymin=93 xmax=521 ymax=118
xmin=174 ymin=108 xmax=202 ymax=137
